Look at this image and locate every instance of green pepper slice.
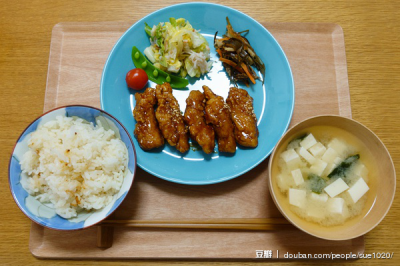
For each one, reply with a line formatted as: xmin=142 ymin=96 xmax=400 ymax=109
xmin=131 ymin=46 xmax=189 ymax=89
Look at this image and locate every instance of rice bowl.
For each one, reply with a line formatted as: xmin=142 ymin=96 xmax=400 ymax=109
xmin=20 ymin=115 xmax=129 ymax=219
xmin=9 ymin=105 xmax=136 ymax=230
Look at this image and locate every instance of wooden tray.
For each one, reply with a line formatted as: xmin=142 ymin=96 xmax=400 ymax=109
xmin=30 ymin=21 xmax=361 ymax=259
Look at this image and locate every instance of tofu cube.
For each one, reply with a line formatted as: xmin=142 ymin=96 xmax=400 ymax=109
xmin=347 ymin=177 xmax=369 ymax=203
xmin=324 ymin=178 xmax=349 ymax=198
xmin=328 ymin=197 xmax=345 ymax=214
xmin=328 ymin=138 xmax=347 ymax=157
xmin=309 ymin=142 xmax=327 ymax=158
xmin=353 ymin=163 xmax=369 ymax=177
xmin=289 ymin=188 xmax=306 ymax=208
xmin=322 ymin=163 xmax=336 ymax=177
xmin=322 ymin=147 xmax=339 ymax=164
xmin=297 ymin=147 xmax=316 ymax=164
xmin=281 ymin=149 xmax=302 ymax=168
xmin=300 ymin=134 xmax=317 ymax=150
xmin=310 ymin=159 xmax=328 ymax=176
xmin=309 ymin=192 xmax=328 ymax=203
xmin=291 ymin=169 xmax=304 ymax=186
xmin=333 ymin=157 xmax=343 ymax=165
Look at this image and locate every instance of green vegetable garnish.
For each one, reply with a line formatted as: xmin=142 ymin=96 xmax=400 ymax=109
xmin=308 ymin=173 xmax=326 ymax=194
xmin=154 ymin=24 xmax=165 ymax=54
xmin=134 ymin=51 xmax=140 ymax=59
xmin=144 ymin=22 xmax=152 ymax=36
xmin=131 ymin=46 xmax=189 ymax=89
xmin=328 ymin=154 xmax=360 ymax=179
xmin=169 ymin=17 xmax=176 ymax=27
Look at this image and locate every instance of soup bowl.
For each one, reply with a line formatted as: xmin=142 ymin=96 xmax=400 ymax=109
xmin=268 ymin=115 xmax=395 ymax=240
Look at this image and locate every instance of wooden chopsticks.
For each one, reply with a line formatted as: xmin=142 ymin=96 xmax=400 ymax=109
xmin=99 ymin=218 xmax=292 ymax=231
xmin=97 ymin=218 xmax=293 ymax=248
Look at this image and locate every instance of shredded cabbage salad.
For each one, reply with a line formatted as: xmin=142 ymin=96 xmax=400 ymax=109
xmin=144 ymin=18 xmax=213 ymax=78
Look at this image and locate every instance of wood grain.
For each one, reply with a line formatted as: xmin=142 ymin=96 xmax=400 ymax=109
xmin=1 ymin=0 xmax=399 ymax=265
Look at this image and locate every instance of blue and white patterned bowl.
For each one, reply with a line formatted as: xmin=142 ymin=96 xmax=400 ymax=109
xmin=8 ymin=105 xmax=137 ymax=230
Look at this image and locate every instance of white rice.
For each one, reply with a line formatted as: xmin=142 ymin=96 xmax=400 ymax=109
xmin=20 ymin=115 xmax=129 ymax=219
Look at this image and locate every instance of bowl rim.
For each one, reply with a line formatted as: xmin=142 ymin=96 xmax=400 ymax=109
xmin=8 ymin=104 xmax=137 ymax=231
xmin=268 ymin=114 xmax=396 ymax=240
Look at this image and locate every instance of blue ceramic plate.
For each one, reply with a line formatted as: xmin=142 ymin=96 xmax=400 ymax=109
xmin=9 ymin=105 xmax=136 ymax=230
xmin=101 ymin=3 xmax=294 ymax=185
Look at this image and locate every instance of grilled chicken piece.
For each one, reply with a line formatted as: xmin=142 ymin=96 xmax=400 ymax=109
xmin=155 ymin=82 xmax=190 ymax=153
xmin=203 ymin=85 xmax=236 ymax=153
xmin=184 ymin=90 xmax=215 ymax=154
xmin=133 ymin=87 xmax=164 ymax=150
xmin=226 ymin=87 xmax=258 ymax=147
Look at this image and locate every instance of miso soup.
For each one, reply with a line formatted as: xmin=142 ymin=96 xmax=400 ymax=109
xmin=274 ymin=125 xmax=377 ymax=227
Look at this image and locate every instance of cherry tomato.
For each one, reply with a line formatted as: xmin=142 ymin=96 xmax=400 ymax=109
xmin=126 ymin=68 xmax=148 ymax=90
